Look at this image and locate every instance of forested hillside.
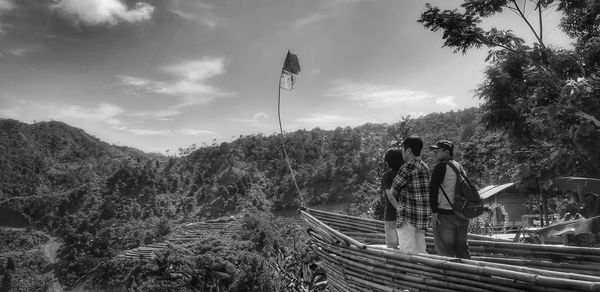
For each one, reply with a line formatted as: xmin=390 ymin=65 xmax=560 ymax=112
xmin=0 ymin=102 xmax=594 ymax=290
xmin=0 ymin=109 xmax=486 ymax=290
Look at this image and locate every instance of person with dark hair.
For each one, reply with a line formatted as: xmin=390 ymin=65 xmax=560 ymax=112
xmin=429 ymin=139 xmax=471 ymax=259
xmin=388 ymin=136 xmax=430 ymax=253
xmin=381 ymin=148 xmax=404 ymax=248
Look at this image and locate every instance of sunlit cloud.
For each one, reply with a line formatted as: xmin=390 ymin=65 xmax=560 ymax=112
xmin=253 ymin=112 xmax=268 ymax=120
xmin=289 ymin=113 xmax=364 ymax=130
xmin=435 ymin=96 xmax=457 ymax=108
xmin=324 ymin=79 xmax=433 ymax=108
xmin=0 ymin=0 xmax=15 ymax=35
xmin=51 ymin=0 xmax=154 ymax=26
xmin=295 ymin=11 xmax=339 ymax=28
xmin=122 ymin=128 xmax=215 ymax=136
xmin=294 ymin=0 xmax=370 ymax=28
xmin=229 ymin=112 xmax=270 ymax=128
xmin=168 ymin=0 xmax=217 ymax=28
xmin=54 ymin=103 xmax=125 ymax=127
xmin=118 ymin=57 xmax=234 ymax=118
xmin=180 ymin=129 xmax=215 ymax=136
xmin=127 ymin=128 xmax=171 ymax=136
xmin=0 ymin=0 xmax=14 ymax=11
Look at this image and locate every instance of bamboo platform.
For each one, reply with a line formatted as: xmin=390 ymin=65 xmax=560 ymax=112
xmin=300 ymin=207 xmax=600 ymax=292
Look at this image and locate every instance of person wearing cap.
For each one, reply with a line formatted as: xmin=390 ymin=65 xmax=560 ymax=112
xmin=388 ymin=136 xmax=430 ymax=254
xmin=381 ymin=147 xmax=404 ymax=249
xmin=429 ymin=140 xmax=471 ymax=259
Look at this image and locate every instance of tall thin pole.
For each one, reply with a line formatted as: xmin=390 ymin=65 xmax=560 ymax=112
xmin=278 ymin=68 xmax=304 ymax=206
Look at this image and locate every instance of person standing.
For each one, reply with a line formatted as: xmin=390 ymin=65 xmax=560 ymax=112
xmin=388 ymin=136 xmax=430 ymax=254
xmin=381 ymin=148 xmax=404 ymax=249
xmin=429 ymin=140 xmax=471 ymax=259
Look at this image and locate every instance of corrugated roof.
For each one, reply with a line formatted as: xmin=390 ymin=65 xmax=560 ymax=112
xmin=479 ymin=182 xmax=515 ymax=200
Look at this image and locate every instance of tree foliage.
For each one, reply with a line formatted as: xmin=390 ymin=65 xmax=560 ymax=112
xmin=420 ymin=0 xmax=600 ymax=185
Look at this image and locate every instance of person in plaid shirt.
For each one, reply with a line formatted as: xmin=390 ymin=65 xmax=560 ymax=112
xmin=387 ymin=136 xmax=431 ymax=253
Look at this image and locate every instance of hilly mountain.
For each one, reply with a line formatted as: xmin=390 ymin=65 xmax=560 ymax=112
xmin=0 ymin=108 xmax=494 ymax=290
xmin=1 ymin=108 xmax=487 ymax=225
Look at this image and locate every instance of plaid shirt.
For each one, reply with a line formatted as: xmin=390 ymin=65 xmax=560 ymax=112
xmin=391 ymin=156 xmax=431 ymax=230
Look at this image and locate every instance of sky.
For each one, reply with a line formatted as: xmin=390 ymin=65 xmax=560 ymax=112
xmin=0 ymin=0 xmax=572 ymax=153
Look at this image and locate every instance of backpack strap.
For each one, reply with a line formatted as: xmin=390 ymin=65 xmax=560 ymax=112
xmin=446 ymin=161 xmax=472 ymax=184
xmin=439 ymin=186 xmax=453 ymax=206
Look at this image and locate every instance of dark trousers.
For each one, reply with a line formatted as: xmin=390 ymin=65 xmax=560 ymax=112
xmin=433 ymin=213 xmax=470 ymax=259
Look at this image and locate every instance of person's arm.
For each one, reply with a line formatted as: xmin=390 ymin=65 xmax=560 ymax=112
xmin=429 ymin=163 xmax=446 ymax=213
xmin=391 ymin=165 xmax=409 ymax=209
xmin=386 ymin=189 xmax=399 ymax=210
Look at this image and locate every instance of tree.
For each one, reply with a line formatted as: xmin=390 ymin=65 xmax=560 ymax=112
xmin=5 ymin=258 xmax=14 ymax=272
xmin=419 ymin=0 xmax=600 ymax=186
xmin=1 ymin=271 xmax=12 ymax=292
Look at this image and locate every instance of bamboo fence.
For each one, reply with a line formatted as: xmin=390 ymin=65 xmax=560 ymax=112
xmin=300 ymin=207 xmax=600 ymax=291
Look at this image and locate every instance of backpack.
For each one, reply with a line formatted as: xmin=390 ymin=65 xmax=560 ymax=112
xmin=439 ymin=162 xmax=484 ymax=220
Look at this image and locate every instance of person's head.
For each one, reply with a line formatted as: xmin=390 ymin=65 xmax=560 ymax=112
xmin=384 ymin=148 xmax=404 ymax=171
xmin=429 ymin=140 xmax=454 ymax=161
xmin=401 ymin=136 xmax=423 ymax=160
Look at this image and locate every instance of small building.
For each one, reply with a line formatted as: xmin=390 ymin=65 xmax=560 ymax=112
xmin=479 ymin=183 xmax=526 ymax=227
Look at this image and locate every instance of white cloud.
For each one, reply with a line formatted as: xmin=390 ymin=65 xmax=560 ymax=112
xmin=435 ymin=96 xmax=457 ymax=108
xmin=168 ymin=0 xmax=217 ymax=28
xmin=291 ymin=114 xmax=361 ymax=130
xmin=253 ymin=112 xmax=268 ymax=120
xmin=228 ymin=112 xmax=270 ymax=128
xmin=118 ymin=57 xmax=233 ymax=118
xmin=162 ymin=58 xmax=226 ymax=81
xmin=180 ymin=129 xmax=215 ymax=136
xmin=121 ymin=128 xmax=215 ymax=136
xmin=324 ymin=79 xmax=433 ymax=108
xmin=127 ymin=128 xmax=172 ymax=136
xmin=0 ymin=0 xmax=14 ymax=11
xmin=294 ymin=11 xmax=339 ymax=28
xmin=54 ymin=103 xmax=125 ymax=127
xmin=294 ymin=0 xmax=370 ymax=28
xmin=51 ymin=0 xmax=154 ymax=26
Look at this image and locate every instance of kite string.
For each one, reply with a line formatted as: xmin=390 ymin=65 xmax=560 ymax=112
xmin=278 ymin=69 xmax=304 ymax=206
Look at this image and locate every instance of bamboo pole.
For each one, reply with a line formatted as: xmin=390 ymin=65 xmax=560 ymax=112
xmin=338 ymin=252 xmax=488 ymax=292
xmin=335 ymin=245 xmax=530 ymax=292
xmin=470 ymin=256 xmax=600 ymax=277
xmin=324 ymin=242 xmax=545 ymax=292
xmin=303 ymin=208 xmax=600 ymax=291
xmin=353 ymin=244 xmax=600 ymax=291
xmin=300 ymin=210 xmax=367 ymax=248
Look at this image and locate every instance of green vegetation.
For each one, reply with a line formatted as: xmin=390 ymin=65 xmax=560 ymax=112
xmin=2 ymin=2 xmax=600 ymax=285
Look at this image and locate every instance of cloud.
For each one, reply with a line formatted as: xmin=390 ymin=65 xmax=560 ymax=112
xmin=0 ymin=0 xmax=15 ymax=35
xmin=127 ymin=128 xmax=171 ymax=136
xmin=294 ymin=11 xmax=339 ymax=28
xmin=0 ymin=0 xmax=14 ymax=11
xmin=294 ymin=0 xmax=370 ymax=28
xmin=253 ymin=112 xmax=268 ymax=120
xmin=168 ymin=0 xmax=217 ymax=28
xmin=0 ymin=101 xmax=127 ymax=128
xmin=228 ymin=112 xmax=270 ymax=128
xmin=54 ymin=103 xmax=125 ymax=127
xmin=118 ymin=57 xmax=233 ymax=118
xmin=324 ymin=79 xmax=433 ymax=108
xmin=123 ymin=128 xmax=215 ymax=136
xmin=435 ymin=96 xmax=457 ymax=108
xmin=180 ymin=128 xmax=215 ymax=136
xmin=291 ymin=114 xmax=362 ymax=130
xmin=51 ymin=0 xmax=154 ymax=26
xmin=162 ymin=58 xmax=226 ymax=81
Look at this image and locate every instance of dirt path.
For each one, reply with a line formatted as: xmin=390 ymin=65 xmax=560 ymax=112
xmin=42 ymin=235 xmax=63 ymax=292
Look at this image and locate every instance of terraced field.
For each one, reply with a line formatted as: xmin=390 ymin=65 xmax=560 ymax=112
xmin=117 ymin=215 xmax=306 ymax=260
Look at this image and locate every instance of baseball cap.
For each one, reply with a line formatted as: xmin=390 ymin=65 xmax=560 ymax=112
xmin=429 ymin=140 xmax=454 ymax=151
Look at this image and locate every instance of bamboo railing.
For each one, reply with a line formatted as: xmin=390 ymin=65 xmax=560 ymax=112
xmin=300 ymin=207 xmax=600 ymax=291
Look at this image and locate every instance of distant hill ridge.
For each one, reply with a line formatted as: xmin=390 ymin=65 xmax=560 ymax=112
xmin=0 ymin=108 xmax=483 ymax=227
